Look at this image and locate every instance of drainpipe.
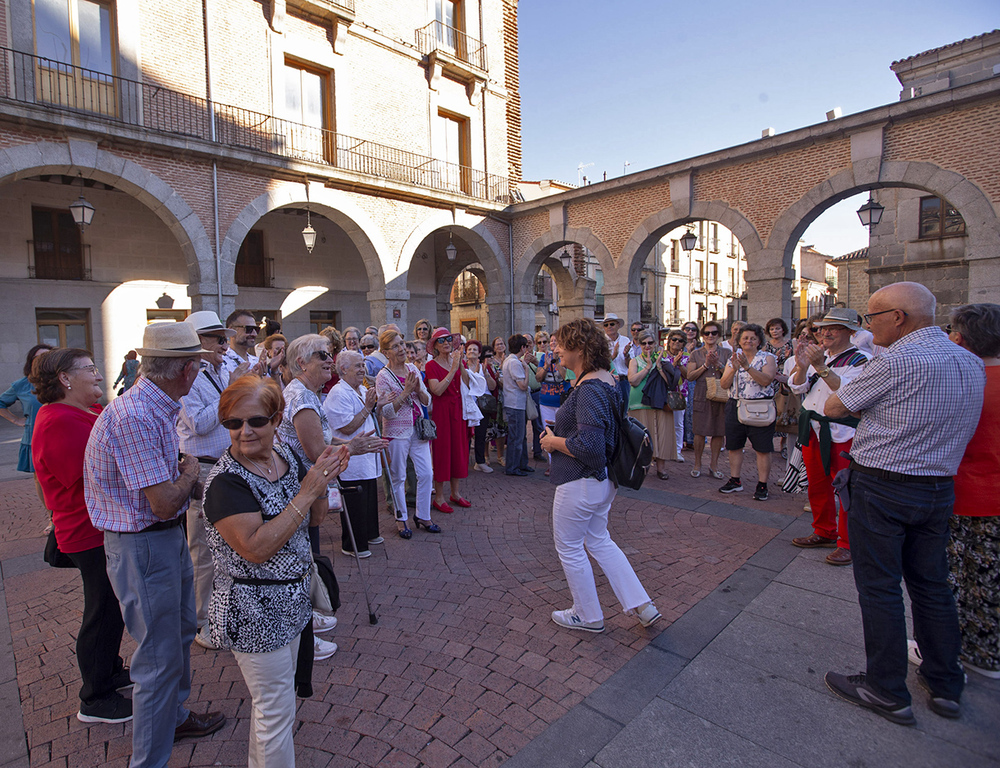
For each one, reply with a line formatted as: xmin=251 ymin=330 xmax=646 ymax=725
xmin=204 ymin=0 xmax=222 ymax=313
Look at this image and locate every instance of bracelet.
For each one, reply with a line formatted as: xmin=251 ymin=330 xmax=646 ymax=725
xmin=288 ymin=500 xmax=306 ymax=522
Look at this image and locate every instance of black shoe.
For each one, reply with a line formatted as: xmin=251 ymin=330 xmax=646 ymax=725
xmin=753 ymin=483 xmax=768 ymax=501
xmin=111 ymin=666 xmax=133 ymax=691
xmin=520 ymin=466 xmax=535 ymax=473
xmin=824 ymin=671 xmax=915 ymax=726
xmin=719 ymin=478 xmax=743 ymax=493
xmin=506 ymin=469 xmax=529 ymax=476
xmin=915 ymin=668 xmax=961 ymax=719
xmin=174 ymin=710 xmax=226 ymax=741
xmin=78 ymin=693 xmax=132 ymax=724
xmin=533 ymin=453 xmax=545 ymax=461
xmin=413 ymin=518 xmax=441 ymax=533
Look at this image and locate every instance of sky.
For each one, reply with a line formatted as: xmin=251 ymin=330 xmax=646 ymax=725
xmin=517 ymin=0 xmax=997 ymax=257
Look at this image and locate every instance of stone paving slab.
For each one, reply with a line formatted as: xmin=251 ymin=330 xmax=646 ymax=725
xmin=0 ymin=444 xmax=790 ymax=768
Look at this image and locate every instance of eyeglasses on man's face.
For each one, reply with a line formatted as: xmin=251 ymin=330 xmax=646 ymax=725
xmin=201 ymin=334 xmax=228 ymax=345
xmin=312 ymin=350 xmax=333 ymax=361
xmin=863 ymin=308 xmax=908 ymax=325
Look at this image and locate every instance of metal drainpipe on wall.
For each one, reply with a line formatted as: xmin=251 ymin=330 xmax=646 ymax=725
xmin=204 ymin=0 xmax=223 ymax=313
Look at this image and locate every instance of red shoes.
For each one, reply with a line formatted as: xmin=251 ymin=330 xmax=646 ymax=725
xmin=432 ymin=500 xmax=454 ymax=513
xmin=449 ymin=496 xmax=472 ymax=508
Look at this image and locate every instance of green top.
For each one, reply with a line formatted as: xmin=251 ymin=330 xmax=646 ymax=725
xmin=628 ymin=357 xmax=651 ymax=410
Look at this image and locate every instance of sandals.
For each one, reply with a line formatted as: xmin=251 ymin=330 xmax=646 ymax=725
xmin=690 ymin=469 xmax=701 ymax=478
xmin=414 ymin=518 xmax=441 ymax=533
xmin=397 ymin=524 xmax=412 ymax=540
xmin=712 ymin=470 xmax=724 ymax=479
xmin=657 ymin=471 xmax=669 ymax=480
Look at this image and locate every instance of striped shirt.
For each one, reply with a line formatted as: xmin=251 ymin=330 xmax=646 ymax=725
xmin=837 ymin=326 xmax=984 ymax=476
xmin=84 ymin=376 xmax=187 ymax=532
xmin=177 ymin=363 xmax=231 ymax=460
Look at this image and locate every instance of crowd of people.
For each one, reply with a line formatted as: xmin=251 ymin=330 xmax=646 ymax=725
xmin=3 ymin=285 xmax=996 ymax=764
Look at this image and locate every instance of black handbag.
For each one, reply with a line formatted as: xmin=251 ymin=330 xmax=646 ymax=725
xmin=476 ymin=393 xmax=498 ymax=416
xmin=43 ymin=530 xmax=76 ymax=569
xmin=415 ymin=413 xmax=437 ymax=441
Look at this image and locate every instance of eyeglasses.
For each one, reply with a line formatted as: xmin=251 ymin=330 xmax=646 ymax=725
xmin=863 ymin=309 xmax=907 ymax=324
xmin=603 ymin=322 xmax=617 ymax=327
xmin=669 ymin=337 xmax=685 ymax=344
xmin=201 ymin=334 xmax=228 ymax=345
xmin=640 ymin=341 xmax=656 ymax=346
xmin=221 ymin=412 xmax=278 ymax=430
xmin=361 ymin=344 xmax=376 ymax=351
xmin=683 ymin=327 xmax=698 ymax=333
xmin=417 ymin=326 xmax=430 ymax=333
xmin=631 ymin=327 xmax=644 ymax=333
xmin=234 ymin=325 xmax=257 ymax=334
xmin=703 ymin=330 xmax=719 ymax=337
xmin=437 ymin=335 xmax=453 ymax=343
xmin=944 ymin=324 xmax=953 ymax=334
xmin=69 ymin=364 xmax=99 ymax=375
xmin=808 ymin=327 xmax=818 ymax=333
xmin=312 ymin=350 xmax=333 ymax=361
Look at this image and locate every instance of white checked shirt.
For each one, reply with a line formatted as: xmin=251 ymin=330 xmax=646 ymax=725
xmin=177 ymin=363 xmax=231 ymax=460
xmin=837 ymin=326 xmax=984 ymax=476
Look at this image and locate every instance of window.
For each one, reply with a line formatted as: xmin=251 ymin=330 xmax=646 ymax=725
xmin=284 ymin=60 xmax=331 ymax=162
xmin=309 ymin=310 xmax=339 ymax=334
xmin=435 ymin=0 xmax=462 ymax=40
xmin=710 ymin=263 xmax=719 ymax=292
xmin=919 ymin=196 xmax=966 ymax=239
xmin=695 ymin=260 xmax=704 ymax=292
xmin=31 ymin=206 xmax=86 ymax=279
xmin=669 ymin=240 xmax=680 ymax=273
xmin=434 ymin=110 xmax=470 ymax=193
xmin=728 ymin=267 xmax=735 ymax=295
xmin=37 ymin=308 xmax=91 ymax=349
xmin=34 ymin=0 xmax=117 ymax=115
xmin=460 ymin=318 xmax=477 ymax=340
xmin=710 ymin=223 xmax=719 ymax=253
xmin=146 ymin=309 xmax=188 ymax=323
xmin=235 ymin=231 xmax=272 ymax=288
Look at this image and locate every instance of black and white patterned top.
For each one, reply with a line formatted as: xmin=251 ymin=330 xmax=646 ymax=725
xmin=203 ymin=443 xmax=312 ymax=654
xmin=549 ymin=379 xmax=620 ymax=486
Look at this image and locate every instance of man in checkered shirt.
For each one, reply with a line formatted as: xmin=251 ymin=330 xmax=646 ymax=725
xmin=84 ymin=323 xmax=226 ymax=767
xmin=822 ymin=282 xmax=985 ymax=727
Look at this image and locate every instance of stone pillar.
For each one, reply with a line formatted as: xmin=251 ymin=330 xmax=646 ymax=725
xmin=558 ymin=277 xmax=597 ymax=324
xmin=367 ymin=288 xmax=408 ymax=330
xmin=745 ymin=249 xmax=793 ymax=325
xmin=602 ymin=289 xmax=641 ymax=325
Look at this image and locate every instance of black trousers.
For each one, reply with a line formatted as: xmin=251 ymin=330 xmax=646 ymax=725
xmin=67 ymin=545 xmax=126 ymax=705
xmin=473 ymin=420 xmax=488 ymax=464
xmin=341 ymin=478 xmax=378 ymax=552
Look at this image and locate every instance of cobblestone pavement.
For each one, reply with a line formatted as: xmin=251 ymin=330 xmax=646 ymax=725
xmin=1 ymin=448 xmax=802 ymax=767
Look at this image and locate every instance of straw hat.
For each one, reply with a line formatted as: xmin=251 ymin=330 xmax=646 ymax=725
xmin=814 ymin=307 xmax=862 ymax=332
xmin=136 ymin=322 xmax=210 ymax=358
xmin=186 ymin=310 xmax=235 ymax=337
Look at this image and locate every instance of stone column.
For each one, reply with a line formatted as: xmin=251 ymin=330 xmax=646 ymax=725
xmin=601 ymin=289 xmax=641 ymax=325
xmin=745 ymin=249 xmax=793 ymax=325
xmin=367 ymin=288 xmax=408 ymax=330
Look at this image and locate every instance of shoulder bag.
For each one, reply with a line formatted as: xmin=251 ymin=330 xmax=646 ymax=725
xmin=737 ymin=398 xmax=776 ymax=426
xmin=704 ymin=375 xmax=730 ymax=403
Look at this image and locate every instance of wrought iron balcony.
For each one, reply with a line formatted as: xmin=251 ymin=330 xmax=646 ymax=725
xmin=415 ymin=21 xmax=488 ymax=73
xmin=0 ymin=47 xmax=512 ymax=204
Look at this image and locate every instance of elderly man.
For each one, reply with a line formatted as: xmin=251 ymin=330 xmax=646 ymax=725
xmin=824 ymin=282 xmax=985 ymax=726
xmin=788 ymin=308 xmax=870 ymax=566
xmin=602 ymin=313 xmax=631 ymax=405
xmin=85 ymin=323 xmax=226 ymax=767
xmin=177 ymin=311 xmax=234 ymax=650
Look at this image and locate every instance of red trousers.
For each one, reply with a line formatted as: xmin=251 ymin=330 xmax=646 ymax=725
xmin=802 ymin=436 xmax=852 ymax=549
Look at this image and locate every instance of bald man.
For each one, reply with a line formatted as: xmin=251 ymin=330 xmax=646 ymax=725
xmin=822 ymin=282 xmax=985 ymax=726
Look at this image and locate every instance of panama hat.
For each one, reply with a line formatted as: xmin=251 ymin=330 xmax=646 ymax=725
xmin=136 ymin=322 xmax=211 ymax=358
xmin=186 ymin=310 xmax=235 ymax=337
xmin=814 ymin=307 xmax=863 ymax=332
xmin=600 ymin=313 xmax=624 ymax=328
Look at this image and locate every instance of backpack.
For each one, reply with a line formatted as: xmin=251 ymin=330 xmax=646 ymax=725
xmin=608 ymin=388 xmax=653 ymax=490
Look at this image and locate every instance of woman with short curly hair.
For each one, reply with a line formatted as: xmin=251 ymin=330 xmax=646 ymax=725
xmin=539 ymin=319 xmax=660 ymax=633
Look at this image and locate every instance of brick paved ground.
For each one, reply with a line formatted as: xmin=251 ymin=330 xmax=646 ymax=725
xmin=2 ymin=447 xmax=803 ymax=767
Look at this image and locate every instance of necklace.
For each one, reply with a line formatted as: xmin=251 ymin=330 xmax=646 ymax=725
xmin=244 ymin=450 xmax=276 ymax=480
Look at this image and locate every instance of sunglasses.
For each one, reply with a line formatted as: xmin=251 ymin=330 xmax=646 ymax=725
xmin=361 ymin=344 xmax=376 ymax=350
xmin=221 ymin=412 xmax=278 ymax=430
xmin=808 ymin=327 xmax=818 ymax=333
xmin=437 ymin=335 xmax=453 ymax=343
xmin=640 ymin=341 xmax=656 ymax=346
xmin=944 ymin=324 xmax=953 ymax=334
xmin=312 ymin=350 xmax=333 ymax=361
xmin=703 ymin=330 xmax=720 ymax=336
xmin=683 ymin=327 xmax=698 ymax=332
xmin=603 ymin=322 xmax=617 ymax=327
xmin=236 ymin=325 xmax=258 ymax=334
xmin=201 ymin=334 xmax=228 ymax=345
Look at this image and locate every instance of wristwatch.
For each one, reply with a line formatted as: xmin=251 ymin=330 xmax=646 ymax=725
xmin=817 ymin=366 xmax=831 ymax=378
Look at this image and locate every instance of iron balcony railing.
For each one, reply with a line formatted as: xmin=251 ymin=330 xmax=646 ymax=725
xmin=0 ymin=47 xmax=513 ymax=203
xmin=415 ymin=21 xmax=487 ymax=72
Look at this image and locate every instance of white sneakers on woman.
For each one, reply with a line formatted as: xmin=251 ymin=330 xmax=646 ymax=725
xmin=314 ymin=636 xmax=338 ymax=660
xmin=473 ymin=463 xmax=494 ymax=473
xmin=550 ymin=602 xmax=662 ymax=633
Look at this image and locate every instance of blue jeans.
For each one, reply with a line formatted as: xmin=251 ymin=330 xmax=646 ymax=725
xmin=504 ymin=406 xmax=528 ymax=472
xmin=105 ymin=526 xmax=196 ymax=768
xmin=847 ymin=472 xmax=963 ymax=705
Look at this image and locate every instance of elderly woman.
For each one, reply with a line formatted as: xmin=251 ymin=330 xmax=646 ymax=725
xmin=425 ymin=328 xmax=472 ymax=511
xmin=30 ymin=349 xmax=130 ymax=723
xmin=663 ymin=330 xmax=691 ymax=460
xmin=686 ymin=321 xmax=731 ymax=479
xmin=627 ymin=330 xmax=671 ymax=479
xmin=681 ymin=323 xmax=702 ymax=449
xmin=411 ymin=319 xmax=432 ymax=369
xmin=488 ymin=336 xmax=508 ymax=465
xmin=342 ymin=327 xmax=361 ymax=352
xmin=376 ymin=330 xmax=438 ymax=536
xmin=277 ymin=334 xmax=386 ymax=558
xmin=719 ymin=324 xmax=777 ymax=500
xmin=404 ymin=341 xmax=418 ymax=366
xmin=204 ymin=376 xmax=348 ymax=767
xmin=539 ymin=319 xmax=660 ymax=633
xmin=1 ymin=344 xmax=53 ymax=474
xmin=323 ymin=350 xmax=383 ymax=557
xmin=359 ymin=334 xmax=378 ymax=358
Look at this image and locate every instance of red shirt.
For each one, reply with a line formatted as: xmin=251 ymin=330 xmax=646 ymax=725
xmin=32 ymin=402 xmax=105 ymax=553
xmin=953 ymin=365 xmax=1000 ymax=516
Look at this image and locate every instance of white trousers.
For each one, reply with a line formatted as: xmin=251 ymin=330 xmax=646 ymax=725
xmin=386 ymin=430 xmax=433 ymax=522
xmin=186 ymin=462 xmax=215 ymax=628
xmin=551 ymin=477 xmax=650 ymax=623
xmin=673 ymin=408 xmax=685 ymax=458
xmin=232 ymin=634 xmax=301 ymax=768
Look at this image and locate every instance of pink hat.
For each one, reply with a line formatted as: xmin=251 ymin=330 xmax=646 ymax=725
xmin=427 ymin=327 xmax=453 ymax=355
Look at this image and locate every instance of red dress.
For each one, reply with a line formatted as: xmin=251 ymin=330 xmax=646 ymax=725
xmin=425 ymin=359 xmax=469 ymax=482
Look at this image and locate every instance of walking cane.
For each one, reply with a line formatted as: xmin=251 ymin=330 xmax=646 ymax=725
xmin=335 ymin=481 xmax=378 ymax=625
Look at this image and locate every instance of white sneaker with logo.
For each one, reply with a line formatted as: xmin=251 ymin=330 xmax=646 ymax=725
xmin=314 ymin=636 xmax=338 ymax=660
xmin=551 ymin=608 xmax=604 ymax=633
xmin=634 ymin=602 xmax=662 ymax=628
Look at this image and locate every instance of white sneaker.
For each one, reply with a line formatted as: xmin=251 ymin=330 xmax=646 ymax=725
xmin=474 ymin=463 xmax=494 ymax=473
xmin=342 ymin=548 xmax=371 ymax=558
xmin=312 ymin=611 xmax=338 ymax=634
xmin=368 ymin=536 xmax=385 ymax=545
xmin=193 ymin=626 xmax=218 ymax=650
xmin=551 ymin=608 xmax=604 ymax=633
xmin=962 ymin=658 xmax=1000 ymax=679
xmin=907 ymin=639 xmax=922 ymax=666
xmin=314 ymin=636 xmax=338 ymax=660
xmin=634 ymin=602 xmax=662 ymax=628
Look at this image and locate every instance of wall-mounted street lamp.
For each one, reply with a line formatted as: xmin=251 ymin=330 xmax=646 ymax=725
xmin=445 ymin=231 xmax=457 ymax=261
xmin=69 ymin=173 xmax=95 ymax=229
xmin=559 ymin=248 xmax=572 ymax=270
xmin=680 ymin=230 xmax=698 ymax=252
xmin=302 ymin=208 xmax=317 ymax=253
xmin=856 ymin=193 xmax=884 ymax=230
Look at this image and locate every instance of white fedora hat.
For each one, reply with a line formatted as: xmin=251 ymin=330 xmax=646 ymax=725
xmin=814 ymin=307 xmax=863 ymax=332
xmin=186 ymin=310 xmax=235 ymax=337
xmin=136 ymin=322 xmax=210 ymax=358
xmin=600 ymin=313 xmax=624 ymax=327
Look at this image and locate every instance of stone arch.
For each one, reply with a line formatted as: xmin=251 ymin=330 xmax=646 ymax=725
xmin=752 ymin=159 xmax=1000 ymax=320
xmin=514 ymin=225 xmax=613 ymax=302
xmin=616 ymin=201 xmax=764 ymax=292
xmin=221 ymin=184 xmax=389 ymax=295
xmin=0 ymin=139 xmax=212 ymax=286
